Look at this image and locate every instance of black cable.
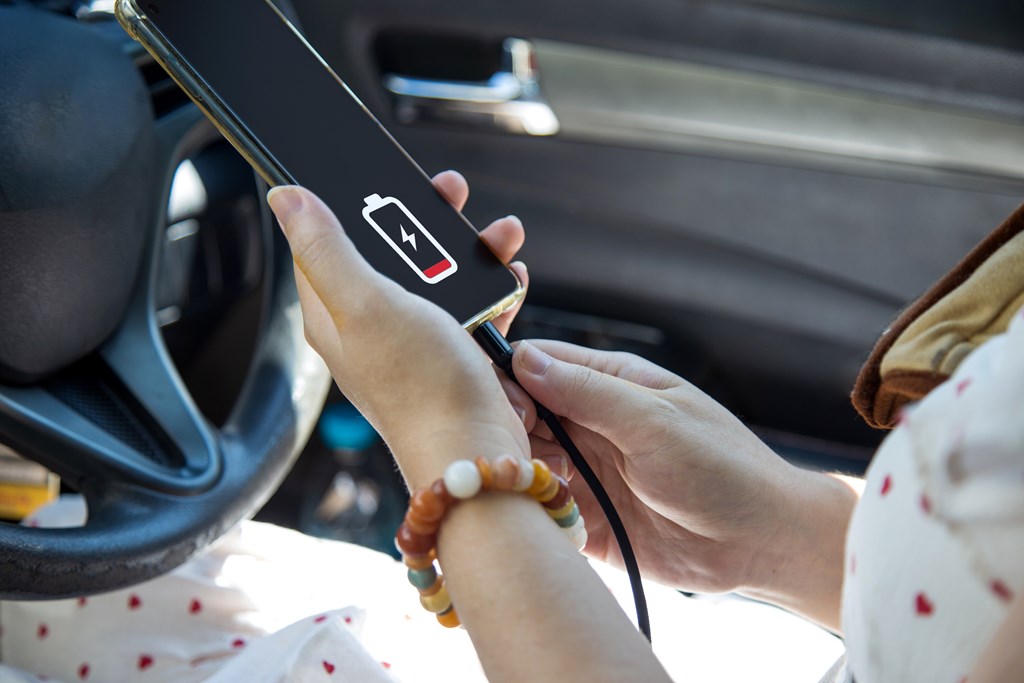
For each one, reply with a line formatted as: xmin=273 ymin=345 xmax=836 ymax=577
xmin=473 ymin=321 xmax=652 ymax=642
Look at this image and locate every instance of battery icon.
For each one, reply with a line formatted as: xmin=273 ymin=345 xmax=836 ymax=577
xmin=362 ymin=194 xmax=458 ymax=284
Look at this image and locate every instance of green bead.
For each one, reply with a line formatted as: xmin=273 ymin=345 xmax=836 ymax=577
xmin=555 ymin=504 xmax=580 ymax=529
xmin=407 ymin=566 xmax=438 ymax=590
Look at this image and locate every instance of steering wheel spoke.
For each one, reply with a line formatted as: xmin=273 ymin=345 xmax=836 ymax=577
xmin=95 ymin=226 xmax=222 ymax=493
xmin=0 ymin=370 xmax=214 ymax=495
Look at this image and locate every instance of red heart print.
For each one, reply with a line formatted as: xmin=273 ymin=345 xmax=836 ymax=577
xmin=138 ymin=655 xmax=154 ymax=670
xmin=78 ymin=664 xmax=90 ymax=680
xmin=231 ymin=638 xmax=246 ymax=649
xmin=381 ymin=661 xmax=392 ymax=669
xmin=77 ymin=597 xmax=88 ymax=607
xmin=991 ymin=579 xmax=1014 ymax=603
xmin=915 ymin=592 xmax=934 ymax=616
xmin=128 ymin=594 xmax=142 ymax=610
xmin=956 ymin=378 xmax=972 ymax=396
xmin=920 ymin=494 xmax=932 ymax=514
xmin=322 ymin=661 xmax=335 ymax=675
xmin=314 ymin=615 xmax=327 ymax=624
xmin=880 ymin=475 xmax=892 ymax=496
xmin=37 ymin=623 xmax=48 ymax=639
xmin=189 ymin=599 xmax=202 ymax=614
xmin=343 ymin=616 xmax=352 ymax=624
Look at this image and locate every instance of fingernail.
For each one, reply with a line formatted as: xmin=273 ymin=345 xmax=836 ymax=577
xmin=267 ymin=186 xmax=304 ymax=230
xmin=517 ymin=342 xmax=552 ymax=376
xmin=505 ymin=214 xmax=523 ymax=227
xmin=514 ymin=405 xmax=527 ymax=424
xmin=540 ymin=454 xmax=569 ymax=479
xmin=438 ymin=169 xmax=463 ymax=183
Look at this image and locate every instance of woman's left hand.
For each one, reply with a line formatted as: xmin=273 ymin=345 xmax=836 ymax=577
xmin=267 ymin=171 xmax=530 ymax=487
xmin=271 ymin=175 xmax=674 ymax=683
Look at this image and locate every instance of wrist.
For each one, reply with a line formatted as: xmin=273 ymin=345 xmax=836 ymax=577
xmin=388 ymin=418 xmax=529 ymax=490
xmin=740 ymin=464 xmax=858 ymax=631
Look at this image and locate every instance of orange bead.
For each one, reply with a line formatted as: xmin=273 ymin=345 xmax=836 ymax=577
xmin=418 ymin=575 xmax=444 ymax=596
xmin=474 ymin=456 xmax=494 ymax=490
xmin=542 ymin=479 xmax=570 ymax=509
xmin=436 ymin=607 xmax=461 ymax=628
xmin=535 ymin=474 xmax=560 ymax=502
xmin=404 ymin=509 xmax=438 ymax=536
xmin=410 ymin=488 xmax=446 ymax=523
xmin=526 ymin=460 xmax=551 ymax=498
xmin=403 ymin=550 xmax=436 ymax=570
xmin=491 ymin=454 xmax=520 ymax=490
xmin=431 ymin=479 xmax=455 ymax=507
xmin=395 ymin=523 xmax=435 ymax=557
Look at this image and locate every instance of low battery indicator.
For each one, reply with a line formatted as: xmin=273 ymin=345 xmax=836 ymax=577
xmin=362 ymin=194 xmax=458 ymax=284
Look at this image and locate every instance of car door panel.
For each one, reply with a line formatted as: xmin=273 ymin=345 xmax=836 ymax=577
xmin=291 ymin=0 xmax=1024 ymax=455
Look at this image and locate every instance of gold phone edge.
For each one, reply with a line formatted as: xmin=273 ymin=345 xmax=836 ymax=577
xmin=462 ymin=282 xmax=526 ymax=333
xmin=114 ymin=0 xmax=524 ymax=332
xmin=115 ymin=0 xmax=288 ymax=189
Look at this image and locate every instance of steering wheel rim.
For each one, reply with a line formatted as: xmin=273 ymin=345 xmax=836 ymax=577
xmin=0 ymin=7 xmax=330 ymax=599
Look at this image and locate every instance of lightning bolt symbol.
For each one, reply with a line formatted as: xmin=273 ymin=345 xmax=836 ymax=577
xmin=400 ymin=224 xmax=418 ymax=251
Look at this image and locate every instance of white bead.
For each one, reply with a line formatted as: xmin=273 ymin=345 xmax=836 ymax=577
xmin=444 ymin=460 xmax=482 ymax=499
xmin=564 ymin=515 xmax=586 ymax=537
xmin=567 ymin=517 xmax=588 ymax=551
xmin=512 ymin=457 xmax=534 ymax=492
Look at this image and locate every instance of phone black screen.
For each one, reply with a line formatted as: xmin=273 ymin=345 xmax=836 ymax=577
xmin=145 ymin=0 xmax=519 ymax=324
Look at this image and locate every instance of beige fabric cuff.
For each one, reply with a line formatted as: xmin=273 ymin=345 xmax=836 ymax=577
xmin=852 ymin=201 xmax=1024 ymax=429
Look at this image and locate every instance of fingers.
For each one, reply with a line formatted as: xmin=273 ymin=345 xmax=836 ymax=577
xmin=510 ymin=341 xmax=657 ymax=438
xmin=495 ymin=368 xmax=537 ymax=431
xmin=432 ymin=170 xmax=469 ymax=212
xmin=479 ymin=214 xmax=528 ymax=335
xmin=528 ymin=434 xmax=572 ymax=480
xmin=495 ymin=363 xmax=574 ymax=479
xmin=434 ymin=172 xmax=526 ymax=266
xmin=517 ymin=339 xmax=678 ymax=390
xmin=478 ymin=215 xmax=525 ymax=263
xmin=268 ymin=186 xmax=390 ymax=322
xmin=530 ymin=415 xmax=554 ymax=442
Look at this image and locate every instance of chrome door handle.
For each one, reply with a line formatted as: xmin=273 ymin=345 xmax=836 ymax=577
xmin=383 ymin=38 xmax=560 ymax=136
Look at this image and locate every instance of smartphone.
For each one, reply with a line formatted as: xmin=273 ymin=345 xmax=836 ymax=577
xmin=115 ymin=0 xmax=523 ymax=330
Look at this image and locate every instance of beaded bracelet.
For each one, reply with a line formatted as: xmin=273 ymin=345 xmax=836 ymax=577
xmin=395 ymin=454 xmax=586 ymax=628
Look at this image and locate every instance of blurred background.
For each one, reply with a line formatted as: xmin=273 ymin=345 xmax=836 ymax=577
xmin=255 ymin=0 xmax=1024 ymax=551
xmin=14 ymin=0 xmax=1023 ymax=554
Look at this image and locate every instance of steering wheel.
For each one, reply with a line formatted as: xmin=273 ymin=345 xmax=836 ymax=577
xmin=0 ymin=5 xmax=330 ymax=599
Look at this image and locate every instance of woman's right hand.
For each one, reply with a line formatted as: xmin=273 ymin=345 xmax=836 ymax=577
xmin=502 ymin=340 xmax=858 ymax=628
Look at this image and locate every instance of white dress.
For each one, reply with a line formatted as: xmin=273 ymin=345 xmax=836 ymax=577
xmin=0 ymin=513 xmax=842 ymax=682
xmin=842 ymin=305 xmax=1024 ymax=681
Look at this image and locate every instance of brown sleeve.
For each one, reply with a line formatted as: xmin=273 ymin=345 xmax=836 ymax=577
xmin=851 ymin=201 xmax=1024 ymax=429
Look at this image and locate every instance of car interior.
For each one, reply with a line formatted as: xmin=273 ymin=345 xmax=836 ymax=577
xmin=1 ymin=0 xmax=1023 ymax=677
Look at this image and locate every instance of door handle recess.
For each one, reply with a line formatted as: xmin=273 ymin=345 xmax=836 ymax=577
xmin=383 ymin=38 xmax=560 ymax=136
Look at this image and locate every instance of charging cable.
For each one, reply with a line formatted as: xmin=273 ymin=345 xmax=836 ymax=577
xmin=473 ymin=321 xmax=652 ymax=642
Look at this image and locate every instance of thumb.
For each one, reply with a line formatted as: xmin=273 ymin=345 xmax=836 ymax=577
xmin=267 ymin=185 xmax=383 ymax=315
xmin=512 ymin=341 xmax=653 ymax=438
